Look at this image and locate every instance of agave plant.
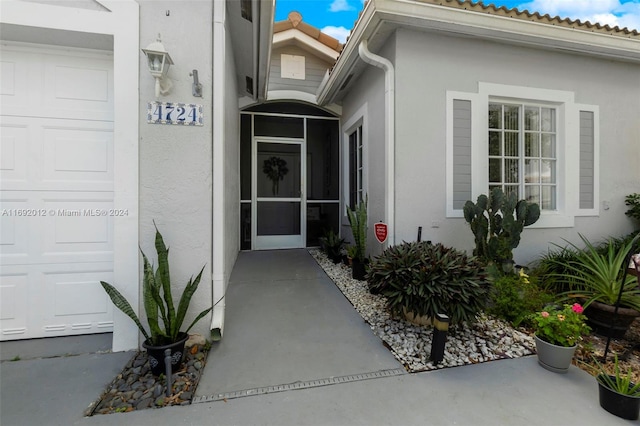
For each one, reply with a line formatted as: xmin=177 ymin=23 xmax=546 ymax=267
xmin=550 ymin=233 xmax=640 ymax=312
xmin=101 ymin=224 xmax=212 ymax=346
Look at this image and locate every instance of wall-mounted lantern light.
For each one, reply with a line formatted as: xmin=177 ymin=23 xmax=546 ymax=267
xmin=141 ymin=35 xmax=174 ymax=98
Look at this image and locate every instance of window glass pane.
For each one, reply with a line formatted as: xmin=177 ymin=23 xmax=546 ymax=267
xmin=542 ymin=186 xmax=556 ymax=210
xmin=307 ymin=119 xmax=339 ymax=200
xmin=525 ymin=106 xmax=539 ymax=131
xmin=489 ymin=131 xmax=501 ymax=155
xmin=525 ymin=185 xmax=540 ymax=205
xmin=489 ymin=104 xmax=502 ymax=129
xmin=504 ymin=105 xmax=519 ymax=130
xmin=240 ymin=114 xmax=252 ymax=200
xmin=306 ymin=203 xmax=340 ymax=246
xmin=257 ymin=143 xmax=300 ymax=198
xmin=240 ymin=203 xmax=251 ymax=250
xmin=525 ymin=159 xmax=539 ymax=183
xmin=254 ymin=115 xmax=304 ymax=138
xmin=489 ymin=158 xmax=502 ymax=183
xmin=541 ymin=160 xmax=555 ymax=183
xmin=541 ymin=134 xmax=556 ymax=158
xmin=541 ymin=108 xmax=556 ymax=132
xmin=505 ymin=159 xmax=519 ymax=183
xmin=504 ymin=185 xmax=519 ymax=198
xmin=257 ymin=202 xmax=301 ymax=235
xmin=505 ymin=132 xmax=519 ymax=156
xmin=525 ymin=133 xmax=539 ymax=157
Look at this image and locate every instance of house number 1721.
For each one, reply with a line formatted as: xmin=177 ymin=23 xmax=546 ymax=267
xmin=147 ymin=101 xmax=203 ymax=126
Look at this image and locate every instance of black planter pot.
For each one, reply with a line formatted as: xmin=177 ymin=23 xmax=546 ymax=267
xmin=352 ymin=258 xmax=367 ymax=281
xmin=598 ymin=375 xmax=640 ymax=420
xmin=585 ymin=301 xmax=640 ymax=338
xmin=142 ymin=332 xmax=189 ymax=376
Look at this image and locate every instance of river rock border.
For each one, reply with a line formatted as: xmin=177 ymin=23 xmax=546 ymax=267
xmin=86 ymin=340 xmax=209 ymax=415
xmin=310 ymin=249 xmax=536 ymax=372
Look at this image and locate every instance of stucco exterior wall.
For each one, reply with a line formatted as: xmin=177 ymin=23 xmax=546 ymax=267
xmin=393 ymin=28 xmax=640 ymax=264
xmin=340 ymin=34 xmax=396 ymax=258
xmin=138 ymin=1 xmax=213 ymax=338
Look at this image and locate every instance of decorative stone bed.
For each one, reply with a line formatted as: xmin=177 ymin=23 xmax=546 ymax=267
xmin=86 ymin=341 xmax=209 ymax=415
xmin=309 ymin=249 xmax=536 ymax=372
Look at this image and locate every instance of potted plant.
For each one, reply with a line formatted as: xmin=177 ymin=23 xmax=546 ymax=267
xmin=595 ymin=355 xmax=640 ymax=420
xmin=346 ymin=196 xmax=368 ymax=280
xmin=319 ymin=228 xmax=345 ymax=264
xmin=549 ymin=233 xmax=640 ymax=337
xmin=345 ymin=245 xmax=358 ymax=266
xmin=101 ymin=224 xmax=212 ymax=376
xmin=530 ymin=303 xmax=590 ymax=373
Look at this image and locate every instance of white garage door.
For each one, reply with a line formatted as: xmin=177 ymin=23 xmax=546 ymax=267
xmin=1 ymin=44 xmax=115 ymax=340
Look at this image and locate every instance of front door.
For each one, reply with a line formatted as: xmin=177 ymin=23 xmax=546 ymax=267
xmin=252 ymin=139 xmax=305 ymax=249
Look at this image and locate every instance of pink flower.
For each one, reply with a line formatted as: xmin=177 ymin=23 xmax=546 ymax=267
xmin=541 ymin=311 xmax=549 ymax=318
xmin=572 ymin=303 xmax=584 ymax=314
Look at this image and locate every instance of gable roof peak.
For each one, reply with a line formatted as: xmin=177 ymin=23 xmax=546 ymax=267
xmin=288 ymin=11 xmax=303 ymax=27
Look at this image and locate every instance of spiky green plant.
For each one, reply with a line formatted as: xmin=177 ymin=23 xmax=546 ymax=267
xmin=550 ymin=233 xmax=640 ymax=312
xmin=101 ymin=224 xmax=212 ymax=346
xmin=346 ymin=195 xmax=367 ymax=262
xmin=595 ymin=355 xmax=640 ymax=396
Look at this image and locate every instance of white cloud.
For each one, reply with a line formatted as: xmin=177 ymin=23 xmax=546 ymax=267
xmin=518 ymin=0 xmax=640 ymax=30
xmin=321 ymin=25 xmax=351 ymax=43
xmin=329 ymin=0 xmax=355 ymax=12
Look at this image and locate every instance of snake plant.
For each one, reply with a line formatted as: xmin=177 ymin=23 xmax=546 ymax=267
xmin=101 ymin=224 xmax=212 ymax=346
xmin=346 ymin=195 xmax=368 ymax=262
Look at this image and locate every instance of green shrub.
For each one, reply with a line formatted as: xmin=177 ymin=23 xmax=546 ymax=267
xmin=625 ymin=193 xmax=640 ymax=227
xmin=486 ymin=270 xmax=553 ymax=327
xmin=367 ymin=241 xmax=489 ymax=326
xmin=534 ymin=231 xmax=640 ymax=297
xmin=534 ymin=246 xmax=582 ymax=294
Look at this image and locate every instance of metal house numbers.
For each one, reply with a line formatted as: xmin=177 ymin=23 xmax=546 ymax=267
xmin=147 ymin=101 xmax=203 ymax=126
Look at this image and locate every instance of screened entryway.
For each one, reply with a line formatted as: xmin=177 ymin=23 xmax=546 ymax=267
xmin=240 ymin=102 xmax=340 ymax=250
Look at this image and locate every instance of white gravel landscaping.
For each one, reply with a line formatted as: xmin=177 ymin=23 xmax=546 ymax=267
xmin=310 ymin=249 xmax=536 ymax=372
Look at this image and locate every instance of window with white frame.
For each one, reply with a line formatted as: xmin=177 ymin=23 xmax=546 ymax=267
xmin=488 ymin=102 xmax=557 ymax=210
xmin=348 ymin=125 xmax=363 ymax=209
xmin=446 ymin=83 xmax=599 ymax=227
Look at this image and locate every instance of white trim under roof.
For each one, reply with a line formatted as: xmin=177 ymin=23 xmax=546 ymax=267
xmin=273 ymin=29 xmax=340 ymax=62
xmin=317 ymin=0 xmax=640 ymax=105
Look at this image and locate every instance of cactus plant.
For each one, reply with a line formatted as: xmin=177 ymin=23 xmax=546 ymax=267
xmin=463 ymin=188 xmax=540 ymax=266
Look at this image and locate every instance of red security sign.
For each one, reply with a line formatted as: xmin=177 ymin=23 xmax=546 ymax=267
xmin=374 ymin=222 xmax=388 ymax=244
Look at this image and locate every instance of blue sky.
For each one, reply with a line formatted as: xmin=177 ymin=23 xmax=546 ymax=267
xmin=275 ymin=0 xmax=640 ymax=42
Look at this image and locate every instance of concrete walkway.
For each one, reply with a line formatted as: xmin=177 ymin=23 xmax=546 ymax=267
xmin=0 ymin=250 xmax=634 ymax=425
